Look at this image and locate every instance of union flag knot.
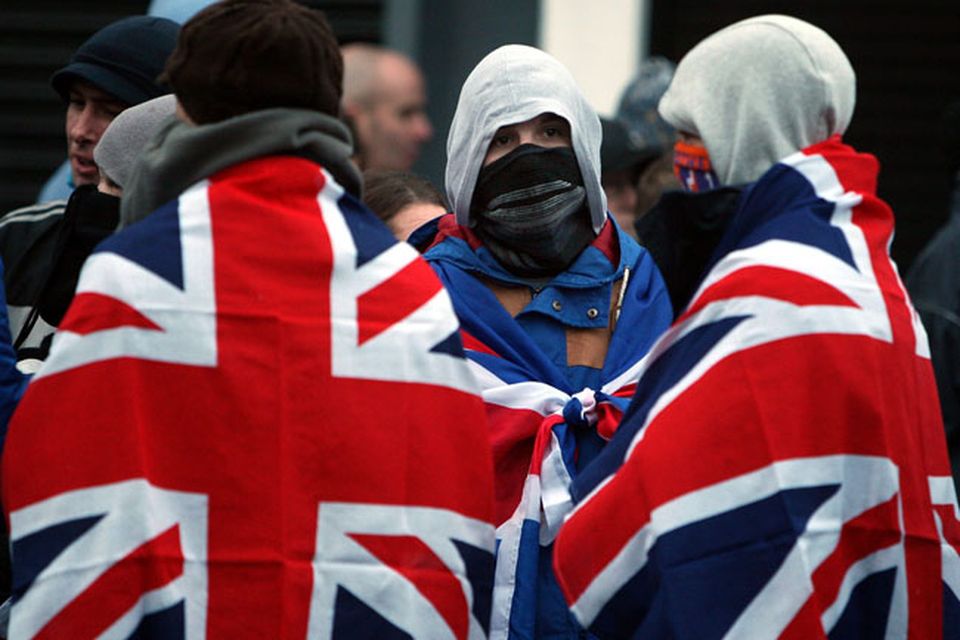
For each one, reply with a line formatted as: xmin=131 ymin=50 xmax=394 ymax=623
xmin=562 ymin=389 xmax=599 ymax=430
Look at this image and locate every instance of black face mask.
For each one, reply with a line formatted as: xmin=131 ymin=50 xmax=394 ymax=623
xmin=64 ymin=184 xmax=121 ymax=240
xmin=634 ymin=186 xmax=743 ymax=317
xmin=36 ymin=184 xmax=120 ymax=326
xmin=470 ymin=145 xmax=595 ymax=278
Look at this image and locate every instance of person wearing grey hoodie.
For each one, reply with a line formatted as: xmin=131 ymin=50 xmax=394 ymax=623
xmin=94 ymin=94 xmax=177 ymax=197
xmin=553 ymin=15 xmax=956 ymax=639
xmin=635 ymin=12 xmax=857 ymax=313
xmin=423 ymin=44 xmax=673 ymax=639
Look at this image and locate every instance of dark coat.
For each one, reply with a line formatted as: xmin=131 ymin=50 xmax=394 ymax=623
xmin=907 ymin=181 xmax=960 ymax=494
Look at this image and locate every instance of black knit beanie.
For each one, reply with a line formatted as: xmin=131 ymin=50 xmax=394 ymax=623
xmin=51 ymin=16 xmax=180 ymax=106
xmin=163 ymin=0 xmax=343 ymax=124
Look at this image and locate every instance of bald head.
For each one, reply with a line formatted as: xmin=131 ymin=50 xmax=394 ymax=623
xmin=342 ymin=44 xmax=384 ymax=107
xmin=341 ymin=44 xmax=432 ymax=171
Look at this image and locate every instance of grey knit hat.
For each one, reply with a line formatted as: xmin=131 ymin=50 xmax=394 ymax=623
xmin=93 ymin=94 xmax=177 ymax=189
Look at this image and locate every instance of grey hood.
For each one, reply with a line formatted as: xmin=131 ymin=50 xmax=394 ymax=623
xmin=94 ymin=94 xmax=177 ymax=189
xmin=120 ymin=107 xmax=360 ymax=228
xmin=658 ymin=14 xmax=856 ymax=186
xmin=445 ymin=44 xmax=607 ymax=234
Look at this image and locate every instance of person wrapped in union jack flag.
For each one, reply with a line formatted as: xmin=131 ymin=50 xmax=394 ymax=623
xmin=1 ymin=0 xmax=497 ymax=637
xmin=553 ymin=14 xmax=960 ymax=639
xmin=421 ymin=45 xmax=674 ymax=638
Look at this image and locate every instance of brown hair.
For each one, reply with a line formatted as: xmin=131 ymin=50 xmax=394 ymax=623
xmin=362 ymin=170 xmax=448 ymax=223
xmin=163 ymin=0 xmax=342 ymax=124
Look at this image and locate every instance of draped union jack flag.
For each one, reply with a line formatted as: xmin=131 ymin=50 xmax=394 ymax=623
xmin=426 ymin=218 xmax=672 ymax=639
xmin=2 ymin=156 xmax=495 ymax=639
xmin=553 ymin=137 xmax=960 ymax=639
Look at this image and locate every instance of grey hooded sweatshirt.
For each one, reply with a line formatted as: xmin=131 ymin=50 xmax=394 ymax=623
xmin=445 ymin=44 xmax=608 ymax=235
xmin=94 ymin=94 xmax=177 ymax=190
xmin=658 ymin=14 xmax=856 ymax=186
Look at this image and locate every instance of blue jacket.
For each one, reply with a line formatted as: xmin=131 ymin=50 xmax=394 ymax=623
xmin=425 ymin=213 xmax=672 ymax=639
xmin=426 ymin=215 xmax=670 ymax=393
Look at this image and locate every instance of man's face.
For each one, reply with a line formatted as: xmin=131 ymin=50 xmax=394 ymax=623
xmin=352 ymin=55 xmax=432 ymax=172
xmin=483 ymin=112 xmax=572 ymax=166
xmin=65 ymin=81 xmax=127 ymax=186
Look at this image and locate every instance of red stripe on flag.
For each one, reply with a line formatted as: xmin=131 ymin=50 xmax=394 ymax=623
xmin=356 ymin=257 xmax=442 ymax=346
xmin=36 ymin=524 xmax=184 ymax=639
xmin=680 ymin=266 xmax=859 ymax=323
xmin=810 ymin=495 xmax=902 ymax=605
xmin=778 ymin=597 xmax=832 ymax=639
xmin=610 ymin=383 xmax=637 ymax=399
xmin=594 ymin=402 xmax=625 ymax=441
xmin=777 ymin=495 xmax=902 ymax=638
xmin=460 ymin=329 xmax=498 ymax=356
xmin=60 ymin=292 xmax=163 ymax=335
xmin=486 ymin=404 xmax=545 ymax=524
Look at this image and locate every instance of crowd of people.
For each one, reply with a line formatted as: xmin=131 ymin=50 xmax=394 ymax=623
xmin=0 ymin=1 xmax=957 ymax=638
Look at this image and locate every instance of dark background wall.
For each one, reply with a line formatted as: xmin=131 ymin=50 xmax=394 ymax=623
xmin=0 ymin=0 xmax=150 ymax=212
xmin=650 ymin=0 xmax=960 ymax=271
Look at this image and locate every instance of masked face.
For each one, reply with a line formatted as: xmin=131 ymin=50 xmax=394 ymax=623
xmin=66 ymin=183 xmax=120 ymax=238
xmin=674 ymin=140 xmax=720 ymax=193
xmin=470 ymin=144 xmax=594 ymax=278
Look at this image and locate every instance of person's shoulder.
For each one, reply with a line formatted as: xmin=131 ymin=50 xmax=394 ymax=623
xmin=908 ymin=211 xmax=960 ymax=268
xmin=906 ymin=218 xmax=960 ymax=305
xmin=0 ymin=199 xmax=67 ymax=229
xmin=0 ymin=200 xmax=68 ymax=265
